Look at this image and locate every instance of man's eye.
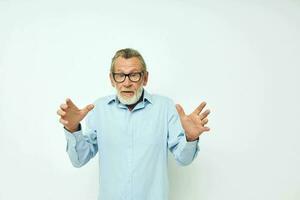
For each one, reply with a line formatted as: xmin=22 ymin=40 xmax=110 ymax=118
xmin=130 ymin=73 xmax=139 ymax=77
xmin=117 ymin=74 xmax=125 ymax=77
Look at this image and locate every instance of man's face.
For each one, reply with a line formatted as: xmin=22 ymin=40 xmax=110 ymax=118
xmin=110 ymin=56 xmax=148 ymax=105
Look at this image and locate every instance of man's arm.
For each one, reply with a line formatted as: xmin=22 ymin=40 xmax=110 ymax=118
xmin=57 ymin=98 xmax=98 ymax=167
xmin=167 ymin=100 xmax=200 ymax=166
xmin=64 ymin=122 xmax=98 ymax=168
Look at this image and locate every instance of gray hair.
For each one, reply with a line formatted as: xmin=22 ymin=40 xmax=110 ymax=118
xmin=110 ymin=48 xmax=147 ymax=72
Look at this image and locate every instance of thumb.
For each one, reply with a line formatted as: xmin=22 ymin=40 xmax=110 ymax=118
xmin=82 ymin=104 xmax=94 ymax=114
xmin=176 ymin=104 xmax=186 ymax=117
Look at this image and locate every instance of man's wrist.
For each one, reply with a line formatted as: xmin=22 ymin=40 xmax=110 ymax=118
xmin=187 ymin=137 xmax=199 ymax=142
xmin=186 ymin=135 xmax=199 ymax=142
xmin=64 ymin=124 xmax=81 ymax=133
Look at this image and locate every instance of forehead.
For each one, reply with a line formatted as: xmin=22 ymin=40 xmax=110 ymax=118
xmin=114 ymin=57 xmax=143 ymax=73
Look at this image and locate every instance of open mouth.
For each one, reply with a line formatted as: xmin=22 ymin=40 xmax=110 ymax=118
xmin=121 ymin=91 xmax=134 ymax=96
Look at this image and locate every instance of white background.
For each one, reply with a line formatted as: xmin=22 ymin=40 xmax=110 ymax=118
xmin=0 ymin=0 xmax=299 ymax=200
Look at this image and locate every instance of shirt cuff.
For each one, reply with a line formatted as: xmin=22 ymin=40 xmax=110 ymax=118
xmin=184 ymin=135 xmax=199 ymax=149
xmin=64 ymin=125 xmax=83 ymax=144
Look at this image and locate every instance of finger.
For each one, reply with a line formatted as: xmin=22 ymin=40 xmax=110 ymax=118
xmin=85 ymin=104 xmax=95 ymax=111
xmin=192 ymin=101 xmax=206 ymax=115
xmin=202 ymin=118 xmax=208 ymax=125
xmin=66 ymin=98 xmax=78 ymax=109
xmin=176 ymin=104 xmax=186 ymax=117
xmin=60 ymin=103 xmax=68 ymax=110
xmin=59 ymin=118 xmax=68 ymax=125
xmin=82 ymin=104 xmax=95 ymax=114
xmin=199 ymin=109 xmax=210 ymax=120
xmin=57 ymin=109 xmax=66 ymax=116
xmin=202 ymin=126 xmax=210 ymax=132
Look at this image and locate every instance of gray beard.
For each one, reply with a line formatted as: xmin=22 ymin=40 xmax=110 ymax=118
xmin=117 ymin=87 xmax=144 ymax=105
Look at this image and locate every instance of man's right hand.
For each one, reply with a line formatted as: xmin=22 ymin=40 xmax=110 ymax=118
xmin=57 ymin=98 xmax=94 ymax=133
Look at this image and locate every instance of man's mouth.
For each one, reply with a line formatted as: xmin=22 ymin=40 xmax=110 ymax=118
xmin=121 ymin=91 xmax=134 ymax=96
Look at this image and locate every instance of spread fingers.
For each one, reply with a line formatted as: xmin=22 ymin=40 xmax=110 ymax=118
xmin=57 ymin=109 xmax=66 ymax=117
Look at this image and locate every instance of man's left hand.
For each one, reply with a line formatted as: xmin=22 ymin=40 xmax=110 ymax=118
xmin=176 ymin=102 xmax=211 ymax=141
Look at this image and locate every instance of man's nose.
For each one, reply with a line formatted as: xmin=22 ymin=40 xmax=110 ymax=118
xmin=123 ymin=76 xmax=133 ymax=87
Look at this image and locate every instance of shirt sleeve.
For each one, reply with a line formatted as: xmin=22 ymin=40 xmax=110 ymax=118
xmin=167 ymin=100 xmax=200 ymax=166
xmin=64 ymin=108 xmax=98 ymax=168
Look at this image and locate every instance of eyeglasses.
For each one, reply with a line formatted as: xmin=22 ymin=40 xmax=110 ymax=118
xmin=112 ymin=71 xmax=144 ymax=83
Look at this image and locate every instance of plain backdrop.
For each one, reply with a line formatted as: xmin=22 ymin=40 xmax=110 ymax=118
xmin=0 ymin=0 xmax=299 ymax=200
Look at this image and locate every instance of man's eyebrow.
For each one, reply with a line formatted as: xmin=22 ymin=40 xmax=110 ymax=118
xmin=114 ymin=70 xmax=141 ymax=73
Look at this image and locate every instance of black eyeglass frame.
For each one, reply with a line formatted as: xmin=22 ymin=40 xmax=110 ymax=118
xmin=112 ymin=71 xmax=145 ymax=83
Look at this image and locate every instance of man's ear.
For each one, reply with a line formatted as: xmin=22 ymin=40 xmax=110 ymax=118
xmin=143 ymin=71 xmax=149 ymax=86
xmin=109 ymin=73 xmax=115 ymax=87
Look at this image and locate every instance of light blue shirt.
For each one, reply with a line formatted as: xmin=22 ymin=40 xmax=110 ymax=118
xmin=64 ymin=89 xmax=200 ymax=200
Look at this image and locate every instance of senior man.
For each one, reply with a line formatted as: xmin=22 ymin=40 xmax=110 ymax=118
xmin=57 ymin=48 xmax=210 ymax=200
